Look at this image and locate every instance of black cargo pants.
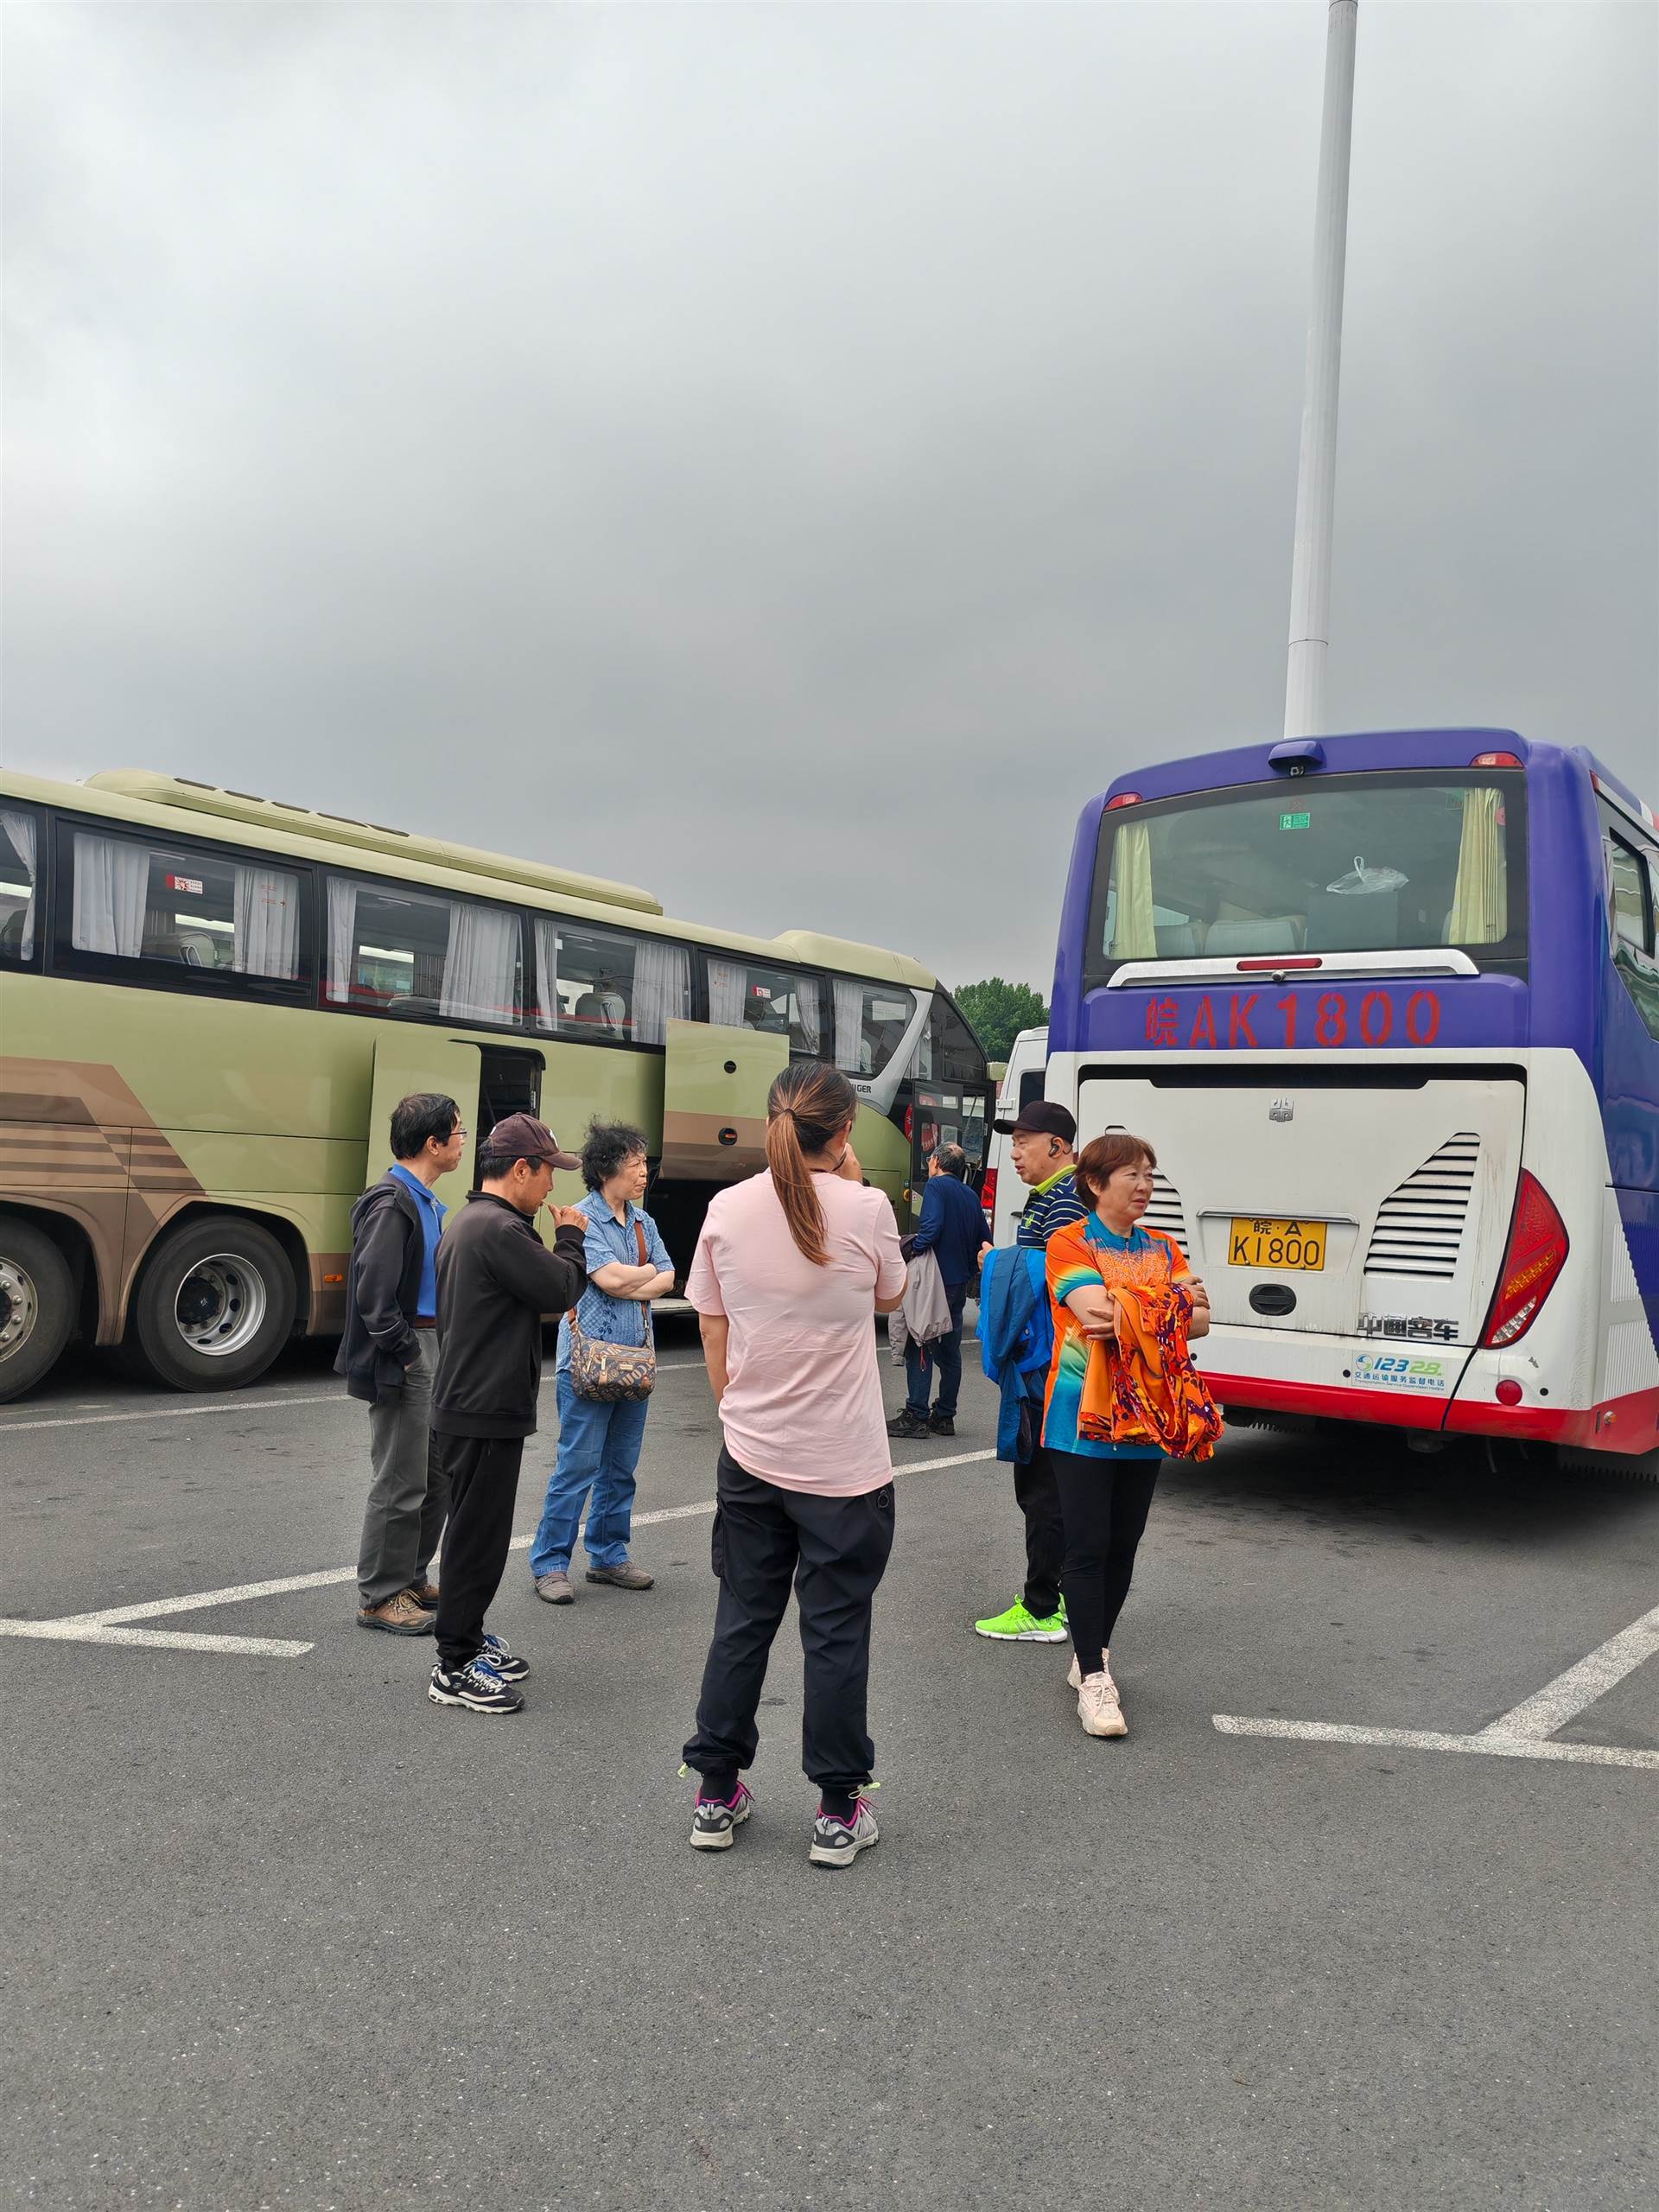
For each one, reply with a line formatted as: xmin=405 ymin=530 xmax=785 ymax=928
xmin=683 ymin=1448 xmax=895 ymax=1797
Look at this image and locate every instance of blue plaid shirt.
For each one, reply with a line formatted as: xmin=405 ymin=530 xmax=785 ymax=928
xmin=556 ymin=1191 xmax=674 ymax=1373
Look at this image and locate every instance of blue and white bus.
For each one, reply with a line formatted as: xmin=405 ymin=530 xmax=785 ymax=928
xmin=1046 ymin=728 xmax=1659 ymax=1469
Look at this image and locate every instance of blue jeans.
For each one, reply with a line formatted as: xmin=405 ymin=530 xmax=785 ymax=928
xmin=904 ymin=1283 xmax=968 ymax=1419
xmin=529 ymin=1374 xmax=651 ymax=1576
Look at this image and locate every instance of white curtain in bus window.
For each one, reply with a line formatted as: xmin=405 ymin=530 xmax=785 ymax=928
xmin=0 ymin=810 xmax=36 ymax=960
xmin=793 ymin=977 xmax=822 ymax=1054
xmin=833 ymin=978 xmax=868 ymax=1071
xmin=326 ymin=880 xmax=359 ymax=1002
xmin=1108 ymin=823 xmax=1157 ymax=959
xmin=1446 ymin=787 xmax=1508 ymax=944
xmin=707 ymin=957 xmax=747 ymax=1028
xmin=72 ymin=832 xmax=149 ymax=957
xmin=532 ymin=917 xmax=560 ymax=1033
xmin=441 ymin=903 xmax=518 ymax=1024
xmin=632 ymin=939 xmax=690 ymax=1045
xmin=232 ymin=864 xmax=301 ymax=978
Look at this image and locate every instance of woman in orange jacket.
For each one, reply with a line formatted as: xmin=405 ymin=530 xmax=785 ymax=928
xmin=1042 ymin=1132 xmax=1215 ymax=1738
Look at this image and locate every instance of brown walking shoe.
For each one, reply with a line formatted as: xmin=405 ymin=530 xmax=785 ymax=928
xmin=358 ymin=1590 xmax=435 ymax=1637
xmin=404 ymin=1579 xmax=440 ymax=1608
xmin=534 ymin=1572 xmax=575 ymax=1605
xmin=585 ymin=1561 xmax=654 ymax=1592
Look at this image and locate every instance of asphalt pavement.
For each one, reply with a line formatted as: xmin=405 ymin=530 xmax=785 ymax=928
xmin=3 ymin=1324 xmax=1656 ymax=2211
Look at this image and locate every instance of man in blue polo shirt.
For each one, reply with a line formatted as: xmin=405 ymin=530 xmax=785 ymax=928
xmin=887 ymin=1144 xmax=988 ymax=1440
xmin=337 ymin=1093 xmax=464 ymax=1635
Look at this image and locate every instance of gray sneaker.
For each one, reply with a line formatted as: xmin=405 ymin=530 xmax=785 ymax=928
xmin=810 ymin=1796 xmax=880 ymax=1868
xmin=690 ymin=1781 xmax=754 ymax=1851
xmin=534 ymin=1571 xmax=575 ymax=1605
xmin=586 ymin=1561 xmax=654 ymax=1591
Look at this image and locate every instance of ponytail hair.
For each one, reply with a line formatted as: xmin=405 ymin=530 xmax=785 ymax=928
xmin=764 ymin=1061 xmax=860 ymax=1266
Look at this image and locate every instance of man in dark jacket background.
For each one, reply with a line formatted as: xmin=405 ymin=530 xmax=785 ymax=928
xmin=338 ymin=1092 xmax=463 ymax=1636
xmin=427 ymin=1113 xmax=589 ymax=1715
xmin=887 ymin=1143 xmax=986 ymax=1442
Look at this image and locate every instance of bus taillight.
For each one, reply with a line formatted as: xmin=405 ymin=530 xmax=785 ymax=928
xmin=1481 ymin=1172 xmax=1570 ymax=1347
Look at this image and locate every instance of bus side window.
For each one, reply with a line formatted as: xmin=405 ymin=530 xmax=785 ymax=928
xmin=0 ymin=804 xmax=42 ymax=968
xmin=531 ymin=918 xmax=690 ymax=1046
xmin=58 ymin=822 xmax=312 ymax=995
xmin=1607 ymin=833 xmax=1659 ymax=1041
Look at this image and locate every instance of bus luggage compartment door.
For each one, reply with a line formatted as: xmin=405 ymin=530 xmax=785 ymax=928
xmin=658 ymin=1019 xmax=787 ymax=1184
xmin=367 ymin=1033 xmax=493 ymax=1210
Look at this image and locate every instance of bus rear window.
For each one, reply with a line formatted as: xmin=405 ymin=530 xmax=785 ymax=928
xmin=1088 ymin=772 xmax=1525 ymax=982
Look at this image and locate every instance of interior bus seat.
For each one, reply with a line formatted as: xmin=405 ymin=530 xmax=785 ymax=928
xmin=1154 ymin=922 xmax=1203 ymax=959
xmin=1203 ymin=918 xmax=1306 ymax=956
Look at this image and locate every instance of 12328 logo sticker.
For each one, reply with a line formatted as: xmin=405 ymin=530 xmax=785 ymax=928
xmin=1353 ymin=1354 xmax=1449 ymax=1395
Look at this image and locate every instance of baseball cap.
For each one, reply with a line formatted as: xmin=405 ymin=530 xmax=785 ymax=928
xmin=992 ymin=1098 xmax=1077 ymax=1142
xmin=481 ymin=1113 xmax=581 ymax=1173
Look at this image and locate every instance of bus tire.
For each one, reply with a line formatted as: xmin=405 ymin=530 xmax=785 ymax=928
xmin=0 ymin=1217 xmax=77 ymax=1402
xmin=129 ymin=1215 xmax=297 ymax=1393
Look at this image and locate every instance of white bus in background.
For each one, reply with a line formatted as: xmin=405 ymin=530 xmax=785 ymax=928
xmin=982 ymin=1025 xmax=1050 ymax=1246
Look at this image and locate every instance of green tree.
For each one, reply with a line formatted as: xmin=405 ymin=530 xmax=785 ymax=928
xmin=953 ymin=977 xmax=1048 ymax=1063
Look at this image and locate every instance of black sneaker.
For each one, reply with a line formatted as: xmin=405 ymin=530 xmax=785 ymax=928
xmin=427 ymin=1656 xmax=524 ymax=1714
xmin=690 ymin=1781 xmax=754 ymax=1851
xmin=810 ymin=1796 xmax=880 ymax=1868
xmin=480 ymin=1631 xmax=529 ymax=1683
xmin=927 ymin=1414 xmax=956 ymax=1438
xmin=886 ymin=1408 xmax=929 ymax=1440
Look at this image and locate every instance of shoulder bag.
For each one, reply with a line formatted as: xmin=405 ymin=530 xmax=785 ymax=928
xmin=568 ymin=1218 xmax=658 ymax=1402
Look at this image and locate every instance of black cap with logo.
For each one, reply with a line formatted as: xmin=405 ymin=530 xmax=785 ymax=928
xmin=991 ymin=1099 xmax=1077 ymax=1142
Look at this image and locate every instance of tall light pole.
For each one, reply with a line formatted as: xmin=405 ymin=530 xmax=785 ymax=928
xmin=1283 ymin=0 xmax=1358 ymax=741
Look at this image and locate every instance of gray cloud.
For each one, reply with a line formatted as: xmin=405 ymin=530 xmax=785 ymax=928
xmin=4 ymin=1 xmax=1654 ymax=997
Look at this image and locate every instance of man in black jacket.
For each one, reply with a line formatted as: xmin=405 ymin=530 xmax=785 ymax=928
xmin=428 ymin=1113 xmax=588 ymax=1715
xmin=337 ymin=1093 xmax=463 ymax=1636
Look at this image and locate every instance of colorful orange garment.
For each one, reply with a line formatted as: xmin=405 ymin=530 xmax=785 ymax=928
xmin=1043 ymin=1216 xmax=1222 ymax=1462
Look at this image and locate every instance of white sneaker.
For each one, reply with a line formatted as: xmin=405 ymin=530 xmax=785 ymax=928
xmin=1077 ymin=1670 xmax=1128 ymax=1738
xmin=1066 ymin=1649 xmax=1114 ymax=1693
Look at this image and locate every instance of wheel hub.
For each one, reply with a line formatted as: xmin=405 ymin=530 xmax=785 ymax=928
xmin=173 ymin=1255 xmax=267 ymax=1358
xmin=0 ymin=1258 xmax=39 ymax=1358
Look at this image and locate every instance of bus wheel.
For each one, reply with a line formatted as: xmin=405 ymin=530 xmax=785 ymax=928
xmin=0 ymin=1219 xmax=76 ymax=1402
xmin=130 ymin=1216 xmax=296 ymax=1393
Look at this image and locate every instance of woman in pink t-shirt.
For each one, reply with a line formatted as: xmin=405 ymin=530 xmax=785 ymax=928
xmin=682 ymin=1061 xmax=907 ymax=1869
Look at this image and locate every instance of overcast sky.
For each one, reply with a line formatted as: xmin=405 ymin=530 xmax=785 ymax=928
xmin=5 ymin=2 xmax=1655 ymax=998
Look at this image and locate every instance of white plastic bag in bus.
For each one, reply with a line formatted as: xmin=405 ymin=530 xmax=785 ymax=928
xmin=1326 ymin=855 xmax=1408 ymax=895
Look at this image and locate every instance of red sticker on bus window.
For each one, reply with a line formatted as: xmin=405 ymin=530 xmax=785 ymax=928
xmin=166 ymin=874 xmax=204 ymax=895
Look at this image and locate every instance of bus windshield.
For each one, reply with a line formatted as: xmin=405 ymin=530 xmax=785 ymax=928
xmin=1087 ymin=771 xmax=1526 ymax=983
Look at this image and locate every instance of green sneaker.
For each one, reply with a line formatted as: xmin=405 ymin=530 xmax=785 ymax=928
xmin=973 ymin=1598 xmax=1070 ymax=1643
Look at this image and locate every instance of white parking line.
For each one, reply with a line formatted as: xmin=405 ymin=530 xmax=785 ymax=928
xmin=0 ymin=1447 xmax=995 ymax=1658
xmin=1215 ymin=1596 xmax=1659 ymax=1773
xmin=0 ymin=1619 xmax=313 ymax=1657
xmin=0 ymin=1362 xmax=715 ymax=1436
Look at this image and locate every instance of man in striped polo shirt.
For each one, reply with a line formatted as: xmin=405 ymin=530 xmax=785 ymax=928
xmin=974 ymin=1100 xmax=1087 ymax=1644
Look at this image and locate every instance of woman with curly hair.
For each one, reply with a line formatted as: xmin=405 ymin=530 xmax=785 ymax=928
xmin=527 ymin=1120 xmax=676 ymax=1604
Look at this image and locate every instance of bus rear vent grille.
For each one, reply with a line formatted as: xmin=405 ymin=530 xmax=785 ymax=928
xmin=1103 ymin=1126 xmax=1188 ymax=1255
xmin=1364 ymin=1134 xmax=1480 ymax=1281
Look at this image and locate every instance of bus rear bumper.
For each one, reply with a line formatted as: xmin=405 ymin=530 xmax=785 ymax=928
xmin=1198 ymin=1328 xmax=1659 ymax=1456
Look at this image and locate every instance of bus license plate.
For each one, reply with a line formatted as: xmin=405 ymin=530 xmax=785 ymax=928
xmin=1229 ymin=1217 xmax=1327 ymax=1271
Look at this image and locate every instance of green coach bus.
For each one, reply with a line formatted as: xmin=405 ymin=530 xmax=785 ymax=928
xmin=0 ymin=768 xmax=990 ymax=1401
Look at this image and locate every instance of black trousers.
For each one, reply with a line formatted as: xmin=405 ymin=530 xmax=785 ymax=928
xmin=683 ymin=1449 xmax=895 ymax=1796
xmin=431 ymin=1433 xmax=524 ymax=1672
xmin=1013 ymin=1442 xmax=1067 ymax=1620
xmin=1048 ymin=1448 xmax=1163 ymax=1678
